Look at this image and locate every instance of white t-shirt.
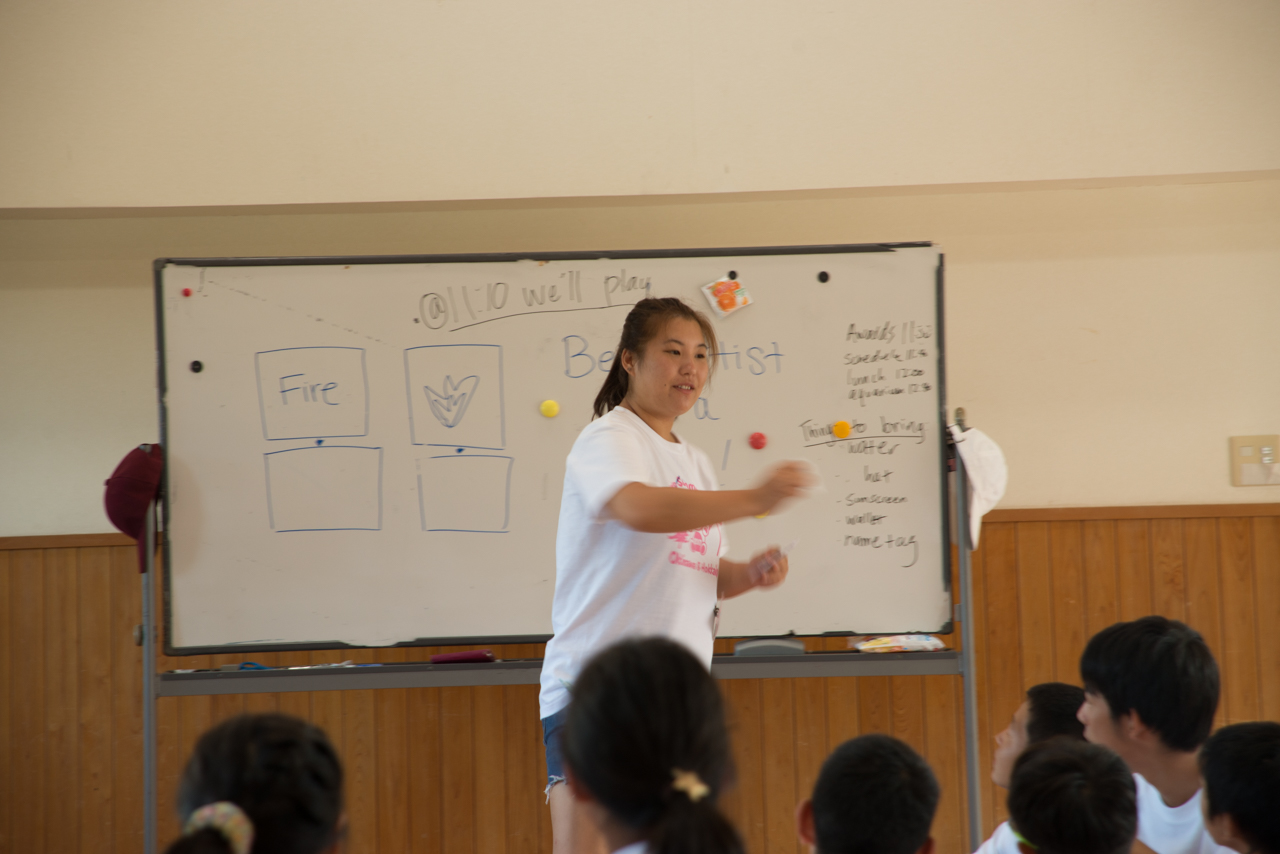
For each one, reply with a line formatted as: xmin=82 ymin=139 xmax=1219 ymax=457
xmin=538 ymin=406 xmax=727 ymax=719
xmin=973 ymin=821 xmax=1018 ymax=854
xmin=1134 ymin=773 xmax=1233 ymax=854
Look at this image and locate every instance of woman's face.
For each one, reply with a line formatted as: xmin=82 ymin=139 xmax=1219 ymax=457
xmin=622 ymin=317 xmax=709 ymax=419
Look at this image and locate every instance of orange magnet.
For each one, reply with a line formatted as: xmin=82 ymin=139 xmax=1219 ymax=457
xmin=832 ymin=420 xmax=852 ymax=439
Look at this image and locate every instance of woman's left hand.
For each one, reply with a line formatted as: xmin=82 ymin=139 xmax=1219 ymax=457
xmin=750 ymin=547 xmax=789 ymax=590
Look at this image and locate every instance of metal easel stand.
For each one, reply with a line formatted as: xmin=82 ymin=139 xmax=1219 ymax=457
xmin=954 ymin=410 xmax=984 ymax=852
xmin=142 ymin=499 xmax=159 ymax=854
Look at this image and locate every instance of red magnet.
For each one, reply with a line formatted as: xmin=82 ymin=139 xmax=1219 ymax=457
xmin=182 ymin=288 xmax=192 ymax=297
xmin=749 ymin=432 xmax=767 ymax=450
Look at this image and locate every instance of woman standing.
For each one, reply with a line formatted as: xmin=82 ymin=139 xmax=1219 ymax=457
xmin=540 ymin=297 xmax=812 ymax=853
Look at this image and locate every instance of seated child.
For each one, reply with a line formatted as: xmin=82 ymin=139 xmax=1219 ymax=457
xmin=1078 ymin=615 xmax=1230 ymax=854
xmin=164 ymin=713 xmax=344 ymax=854
xmin=1198 ymin=721 xmax=1280 ymax=854
xmin=978 ymin=682 xmax=1088 ymax=854
xmin=795 ymin=733 xmax=940 ymax=854
xmin=1007 ymin=738 xmax=1136 ymax=854
xmin=559 ymin=636 xmax=744 ymax=854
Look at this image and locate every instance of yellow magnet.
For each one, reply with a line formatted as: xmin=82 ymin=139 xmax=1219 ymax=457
xmin=540 ymin=399 xmax=560 ymax=418
xmin=832 ymin=420 xmax=852 ymax=439
xmin=755 ymin=512 xmax=768 ymax=519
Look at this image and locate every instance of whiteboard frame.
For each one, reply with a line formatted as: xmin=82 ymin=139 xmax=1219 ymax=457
xmin=154 ymin=243 xmax=951 ymax=656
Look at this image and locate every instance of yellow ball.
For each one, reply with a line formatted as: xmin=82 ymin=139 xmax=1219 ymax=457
xmin=832 ymin=420 xmax=852 ymax=439
xmin=539 ymin=399 xmax=560 ymax=418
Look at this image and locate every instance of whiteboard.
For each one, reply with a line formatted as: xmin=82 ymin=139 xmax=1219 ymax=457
xmin=157 ymin=245 xmax=951 ymax=653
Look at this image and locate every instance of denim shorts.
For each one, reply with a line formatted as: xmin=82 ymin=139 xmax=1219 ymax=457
xmin=542 ymin=707 xmax=569 ymax=796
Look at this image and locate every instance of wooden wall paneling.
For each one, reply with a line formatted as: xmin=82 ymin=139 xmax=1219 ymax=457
xmin=791 ymin=677 xmax=827 ymax=826
xmin=890 ymin=676 xmax=926 ymax=755
xmin=376 ymin=688 xmax=411 ymax=854
xmin=1217 ymin=518 xmax=1260 ymax=724
xmin=723 ymin=680 xmax=766 ymax=854
xmin=858 ymin=676 xmax=892 ymax=735
xmin=978 ymin=523 xmax=1020 ymax=832
xmin=343 ymin=688 xmax=379 ymax=854
xmin=1151 ymin=520 xmax=1187 ymax=622
xmin=272 ymin=651 xmax=314 ymax=722
xmin=967 ymin=531 xmax=995 ymax=837
xmin=11 ymin=549 xmax=46 ymax=854
xmin=109 ymin=545 xmax=147 ymax=851
xmin=440 ymin=687 xmax=476 ymax=854
xmin=0 ymin=550 xmax=11 ymax=853
xmin=78 ymin=547 xmax=115 ymax=854
xmin=1048 ymin=522 xmax=1086 ymax=683
xmin=311 ymin=649 xmax=351 ymax=778
xmin=1252 ymin=518 xmax=1280 ymax=721
xmin=760 ymin=678 xmax=799 ymax=854
xmin=922 ymin=675 xmax=965 ymax=854
xmin=473 ymin=685 xmax=509 ymax=854
xmin=243 ymin=690 xmax=279 ymax=715
xmin=45 ymin=548 xmax=80 ymax=854
xmin=1015 ymin=523 xmax=1054 ymax=688
xmin=503 ymin=685 xmax=542 ymax=854
xmin=824 ymin=676 xmax=859 ymax=751
xmin=155 ymin=697 xmax=182 ymax=847
xmin=1183 ymin=519 xmax=1226 ymax=728
xmin=1115 ymin=521 xmax=1153 ymax=620
xmin=1082 ymin=521 xmax=1119 ymax=637
xmin=407 ymin=687 xmax=444 ymax=854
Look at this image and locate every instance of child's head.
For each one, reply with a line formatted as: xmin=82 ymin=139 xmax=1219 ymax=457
xmin=167 ymin=713 xmax=344 ymax=854
xmin=1199 ymin=721 xmax=1280 ymax=854
xmin=1007 ymin=738 xmax=1136 ymax=854
xmin=992 ymin=682 xmax=1087 ymax=787
xmin=1078 ymin=616 xmax=1219 ymax=753
xmin=797 ymin=734 xmax=940 ymax=854
xmin=560 ymin=636 xmax=743 ymax=854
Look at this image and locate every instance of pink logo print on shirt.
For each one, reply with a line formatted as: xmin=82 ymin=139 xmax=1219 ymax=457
xmin=667 ymin=477 xmax=718 ymax=575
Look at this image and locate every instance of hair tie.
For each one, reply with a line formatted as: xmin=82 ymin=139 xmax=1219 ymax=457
xmin=184 ymin=801 xmax=254 ymax=854
xmin=671 ymin=769 xmax=710 ymax=802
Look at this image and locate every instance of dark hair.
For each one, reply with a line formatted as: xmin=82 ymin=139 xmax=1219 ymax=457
xmin=593 ymin=297 xmax=718 ymax=418
xmin=1200 ymin=722 xmax=1280 ymax=854
xmin=1007 ymin=738 xmax=1136 ymax=854
xmin=1026 ymin=683 xmax=1086 ymax=744
xmin=560 ymin=637 xmax=743 ymax=854
xmin=164 ymin=713 xmax=344 ymax=854
xmin=810 ymin=734 xmax=940 ymax=854
xmin=1078 ymin=616 xmax=1219 ymax=751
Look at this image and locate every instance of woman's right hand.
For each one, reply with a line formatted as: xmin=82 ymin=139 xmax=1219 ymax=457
xmin=752 ymin=462 xmax=816 ymax=515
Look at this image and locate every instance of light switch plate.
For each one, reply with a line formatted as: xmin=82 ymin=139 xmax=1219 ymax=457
xmin=1229 ymin=435 xmax=1280 ymax=486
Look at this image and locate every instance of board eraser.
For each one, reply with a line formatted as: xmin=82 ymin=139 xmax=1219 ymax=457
xmin=430 ymin=649 xmax=495 ymax=664
xmin=733 ymin=638 xmax=806 ymax=656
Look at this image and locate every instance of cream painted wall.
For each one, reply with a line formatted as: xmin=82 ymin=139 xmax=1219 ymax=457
xmin=2 ymin=177 xmax=1278 ymax=536
xmin=2 ymin=1 xmax=1279 ymax=209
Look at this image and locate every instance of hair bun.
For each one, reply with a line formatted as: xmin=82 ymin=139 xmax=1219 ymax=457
xmin=184 ymin=802 xmax=254 ymax=854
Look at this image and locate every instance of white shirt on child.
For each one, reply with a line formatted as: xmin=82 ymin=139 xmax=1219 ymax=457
xmin=538 ymin=407 xmax=727 ymax=720
xmin=973 ymin=820 xmax=1018 ymax=854
xmin=1134 ymin=773 xmax=1233 ymax=854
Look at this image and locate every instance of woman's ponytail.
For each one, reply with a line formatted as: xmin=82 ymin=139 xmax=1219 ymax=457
xmin=592 ymin=356 xmax=631 ymax=418
xmin=591 ymin=297 xmax=718 ymax=418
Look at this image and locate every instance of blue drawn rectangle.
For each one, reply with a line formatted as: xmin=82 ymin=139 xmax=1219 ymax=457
xmin=264 ymin=445 xmax=383 ymax=532
xmin=418 ymin=455 xmax=512 ymax=533
xmin=256 ymin=347 xmax=370 ymax=440
xmin=404 ymin=344 xmax=505 ymax=449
